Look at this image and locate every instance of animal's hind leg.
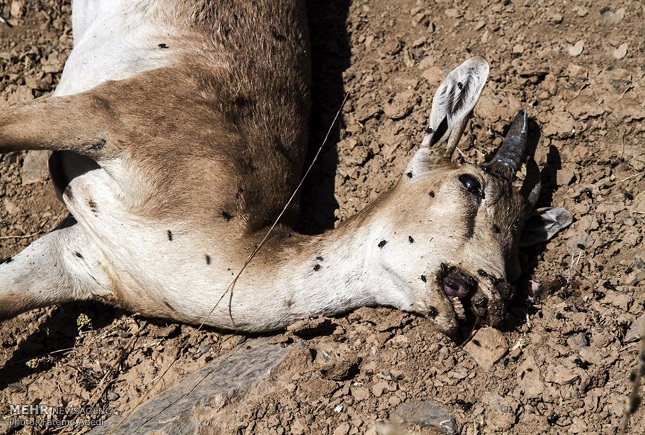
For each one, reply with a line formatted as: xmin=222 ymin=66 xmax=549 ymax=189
xmin=0 ymin=219 xmax=113 ymax=320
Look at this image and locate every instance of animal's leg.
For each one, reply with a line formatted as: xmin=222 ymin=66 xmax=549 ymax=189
xmin=0 ymin=220 xmax=112 ymax=320
xmin=0 ymin=84 xmax=123 ymax=158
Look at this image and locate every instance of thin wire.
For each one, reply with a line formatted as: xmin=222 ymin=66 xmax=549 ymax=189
xmin=203 ymin=91 xmax=349 ymax=329
xmin=108 ymin=92 xmax=349 ymax=434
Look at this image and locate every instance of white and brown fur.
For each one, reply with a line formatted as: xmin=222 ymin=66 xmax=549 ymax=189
xmin=0 ymin=0 xmax=570 ymax=336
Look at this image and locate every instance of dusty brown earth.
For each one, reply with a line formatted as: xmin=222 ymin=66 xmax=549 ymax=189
xmin=0 ymin=0 xmax=643 ymax=434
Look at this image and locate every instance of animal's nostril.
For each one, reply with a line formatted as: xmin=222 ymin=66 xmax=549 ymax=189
xmin=473 ymin=297 xmax=487 ymax=309
xmin=472 ymin=296 xmax=488 ymax=318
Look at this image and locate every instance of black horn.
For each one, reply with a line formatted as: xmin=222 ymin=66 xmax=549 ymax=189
xmin=490 ymin=110 xmax=528 ymax=177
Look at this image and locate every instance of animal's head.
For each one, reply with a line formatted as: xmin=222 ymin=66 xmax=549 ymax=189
xmin=369 ymin=57 xmax=571 ymax=336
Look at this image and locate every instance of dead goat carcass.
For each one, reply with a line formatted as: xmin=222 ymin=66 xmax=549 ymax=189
xmin=0 ymin=0 xmax=571 ymax=336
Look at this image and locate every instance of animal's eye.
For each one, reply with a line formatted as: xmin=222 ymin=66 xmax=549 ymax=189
xmin=458 ymin=174 xmax=482 ymax=195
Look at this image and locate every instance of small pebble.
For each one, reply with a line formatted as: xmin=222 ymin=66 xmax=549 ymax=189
xmin=568 ymin=40 xmax=584 ymax=57
xmin=612 ymin=43 xmax=628 ymax=59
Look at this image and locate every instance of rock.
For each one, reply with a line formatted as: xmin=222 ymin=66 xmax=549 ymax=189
xmin=444 ymin=8 xmax=461 ymax=18
xmin=287 ymin=317 xmax=337 ymax=339
xmin=354 ymin=95 xmax=381 ymax=122
xmin=463 ymin=327 xmax=508 ymax=371
xmin=21 ymin=151 xmax=50 ymax=185
xmin=631 ymin=191 xmax=645 ymax=214
xmin=600 ymin=67 xmax=632 ymax=85
xmin=291 ymin=419 xmax=307 ymax=435
xmin=566 ymin=332 xmax=590 ymax=349
xmin=411 ymin=37 xmax=426 ymax=48
xmin=547 ymin=13 xmax=563 ymax=24
xmin=382 ymin=38 xmax=402 ymax=56
xmin=481 ymin=392 xmax=518 ymax=431
xmin=612 ymin=43 xmax=628 ymax=59
xmin=556 ymin=167 xmax=576 ymax=186
xmin=10 ymin=1 xmax=25 ymax=19
xmin=542 ymin=73 xmax=558 ymax=95
xmin=516 ymin=355 xmax=545 ymax=398
xmin=383 ymin=90 xmax=420 ymax=120
xmin=602 ymin=290 xmax=633 ymax=311
xmin=601 ymin=7 xmax=625 ymax=25
xmin=25 ymin=73 xmax=53 ymax=90
xmin=544 ymin=363 xmax=581 ymax=385
xmin=299 ymin=375 xmax=338 ymax=398
xmin=350 ymin=385 xmax=370 ymax=401
xmin=333 ymin=422 xmax=350 ymax=435
xmin=568 ymin=40 xmax=584 ymax=57
xmin=42 ymin=52 xmax=65 ymax=74
xmin=567 ymin=97 xmax=606 ymax=120
xmin=605 ymin=392 xmax=627 ymax=417
xmin=569 ymin=417 xmax=588 ymax=433
xmin=623 ymin=217 xmax=637 ymax=226
xmin=372 ymin=381 xmax=386 ymax=397
xmin=421 ymin=66 xmax=444 ymax=86
xmin=89 ymin=339 xmax=291 ymax=434
xmin=411 ymin=12 xmax=428 ymax=28
xmin=566 ymin=64 xmax=587 ymax=79
xmin=5 ymin=86 xmax=34 ymax=104
xmin=3 ymin=198 xmax=19 ymax=215
xmin=626 ymin=271 xmax=645 ymax=286
xmin=0 ymin=418 xmax=20 ymax=434
xmin=566 ymin=231 xmax=594 ymax=254
xmin=475 ymin=92 xmax=522 ymax=123
xmin=624 ymin=314 xmax=644 ymax=344
xmin=316 ymin=346 xmax=362 ymax=381
xmin=374 ymin=310 xmax=408 ymax=332
xmin=391 ymin=401 xmax=457 ymax=434
xmin=153 ymin=323 xmax=180 ymax=339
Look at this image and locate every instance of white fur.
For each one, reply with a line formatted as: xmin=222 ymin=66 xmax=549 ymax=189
xmin=55 ymin=0 xmax=178 ymax=96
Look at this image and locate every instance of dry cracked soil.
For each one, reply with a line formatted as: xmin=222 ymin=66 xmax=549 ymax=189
xmin=0 ymin=0 xmax=643 ymax=434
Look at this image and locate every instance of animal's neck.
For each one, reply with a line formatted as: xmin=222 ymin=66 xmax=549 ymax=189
xmin=225 ymin=215 xmax=388 ymax=332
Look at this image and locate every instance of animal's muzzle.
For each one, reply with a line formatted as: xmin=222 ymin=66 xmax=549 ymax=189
xmin=439 ymin=264 xmax=511 ymax=326
xmin=472 ymin=279 xmax=513 ymax=326
xmin=441 ymin=267 xmax=477 ymax=299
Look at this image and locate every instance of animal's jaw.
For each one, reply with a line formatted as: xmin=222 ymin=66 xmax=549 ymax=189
xmin=429 ymin=263 xmax=507 ymax=333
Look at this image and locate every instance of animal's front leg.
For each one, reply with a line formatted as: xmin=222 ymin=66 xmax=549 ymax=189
xmin=0 ymin=219 xmax=112 ymax=320
xmin=0 ymin=82 xmax=127 ymax=159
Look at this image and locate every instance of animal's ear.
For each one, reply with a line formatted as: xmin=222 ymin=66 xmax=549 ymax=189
xmin=421 ymin=56 xmax=489 ymax=157
xmin=520 ymin=207 xmax=573 ymax=247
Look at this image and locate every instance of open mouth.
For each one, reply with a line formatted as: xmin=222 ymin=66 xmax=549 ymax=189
xmin=438 ymin=264 xmax=482 ymax=321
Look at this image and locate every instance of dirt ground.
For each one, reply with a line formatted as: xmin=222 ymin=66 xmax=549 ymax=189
xmin=0 ymin=0 xmax=643 ymax=434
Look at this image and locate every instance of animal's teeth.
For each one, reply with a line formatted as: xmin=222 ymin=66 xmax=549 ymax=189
xmin=452 ymin=297 xmax=466 ymax=320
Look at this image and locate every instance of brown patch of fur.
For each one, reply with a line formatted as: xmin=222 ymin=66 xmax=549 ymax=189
xmin=0 ymin=0 xmax=310 ymax=237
